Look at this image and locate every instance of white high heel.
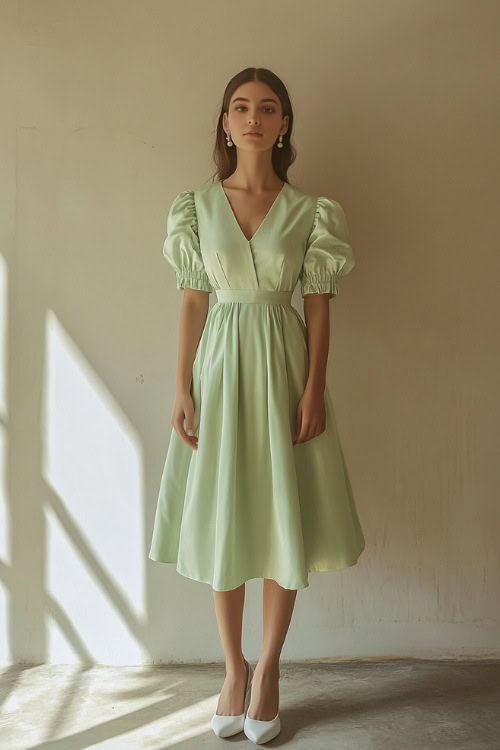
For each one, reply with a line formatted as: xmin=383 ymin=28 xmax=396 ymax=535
xmin=211 ymin=659 xmax=254 ymax=738
xmin=243 ymin=670 xmax=281 ymax=744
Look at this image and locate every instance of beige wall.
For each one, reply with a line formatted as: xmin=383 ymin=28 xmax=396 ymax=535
xmin=1 ymin=0 xmax=499 ymax=664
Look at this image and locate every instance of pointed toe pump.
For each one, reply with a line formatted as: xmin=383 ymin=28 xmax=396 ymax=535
xmin=211 ymin=659 xmax=254 ymax=738
xmin=244 ymin=711 xmax=281 ymax=745
xmin=243 ymin=670 xmax=281 ymax=744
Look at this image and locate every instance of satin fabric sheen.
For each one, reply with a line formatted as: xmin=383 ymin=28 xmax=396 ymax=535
xmin=148 ymin=181 xmax=365 ymax=591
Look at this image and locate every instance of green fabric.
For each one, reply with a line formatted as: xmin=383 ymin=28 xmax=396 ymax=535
xmin=148 ymin=181 xmax=365 ymax=591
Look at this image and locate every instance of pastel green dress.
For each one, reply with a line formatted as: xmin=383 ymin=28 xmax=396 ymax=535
xmin=148 ymin=179 xmax=366 ymax=591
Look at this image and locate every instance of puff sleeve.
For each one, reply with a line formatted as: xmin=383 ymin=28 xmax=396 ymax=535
xmin=299 ymin=197 xmax=355 ymax=299
xmin=162 ymin=190 xmax=213 ymax=293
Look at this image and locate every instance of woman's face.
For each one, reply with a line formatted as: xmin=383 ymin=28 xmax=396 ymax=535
xmin=223 ymin=81 xmax=288 ymax=152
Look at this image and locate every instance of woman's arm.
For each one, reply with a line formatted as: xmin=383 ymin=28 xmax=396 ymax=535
xmin=175 ymin=290 xmax=210 ymax=393
xmin=293 ymin=294 xmax=330 ymax=444
xmin=303 ymin=295 xmax=330 ymax=393
xmin=172 ymin=289 xmax=210 ymax=449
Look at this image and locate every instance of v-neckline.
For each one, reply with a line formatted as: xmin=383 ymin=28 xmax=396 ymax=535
xmin=219 ymin=180 xmax=287 ymax=243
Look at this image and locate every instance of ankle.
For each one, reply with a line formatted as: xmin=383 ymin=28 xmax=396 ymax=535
xmin=225 ymin=655 xmax=247 ymax=677
xmin=256 ymin=656 xmax=280 ymax=674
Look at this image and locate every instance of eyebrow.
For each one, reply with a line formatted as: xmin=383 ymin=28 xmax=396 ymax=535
xmin=232 ymin=97 xmax=279 ymax=105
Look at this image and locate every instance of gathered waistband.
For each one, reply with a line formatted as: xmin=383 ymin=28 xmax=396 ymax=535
xmin=215 ymin=289 xmax=293 ymax=305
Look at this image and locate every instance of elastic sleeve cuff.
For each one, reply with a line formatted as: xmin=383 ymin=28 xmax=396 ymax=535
xmin=175 ymin=270 xmax=213 ymax=292
xmin=301 ymin=272 xmax=339 ymax=299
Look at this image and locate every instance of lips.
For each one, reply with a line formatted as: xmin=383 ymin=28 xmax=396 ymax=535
xmin=245 ymin=132 xmax=263 ymax=136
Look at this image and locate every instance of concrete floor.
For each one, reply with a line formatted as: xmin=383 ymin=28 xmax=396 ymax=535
xmin=1 ymin=659 xmax=499 ymax=749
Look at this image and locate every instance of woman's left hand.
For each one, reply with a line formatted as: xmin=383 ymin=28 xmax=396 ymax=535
xmin=293 ymin=385 xmax=326 ymax=445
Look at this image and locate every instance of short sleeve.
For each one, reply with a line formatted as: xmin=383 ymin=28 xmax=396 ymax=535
xmin=299 ymin=197 xmax=355 ymax=299
xmin=162 ymin=190 xmax=213 ymax=293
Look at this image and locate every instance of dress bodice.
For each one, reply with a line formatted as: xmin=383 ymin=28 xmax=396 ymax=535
xmin=163 ymin=180 xmax=355 ymax=300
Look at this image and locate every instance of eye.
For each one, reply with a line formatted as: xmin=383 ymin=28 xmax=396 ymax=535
xmin=234 ymin=106 xmax=276 ymax=113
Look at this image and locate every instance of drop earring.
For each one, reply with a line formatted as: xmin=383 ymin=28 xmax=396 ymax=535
xmin=225 ymin=130 xmax=233 ymax=147
xmin=276 ymin=134 xmax=284 ymax=148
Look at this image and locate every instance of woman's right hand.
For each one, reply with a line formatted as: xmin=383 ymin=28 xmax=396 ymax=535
xmin=171 ymin=390 xmax=198 ymax=450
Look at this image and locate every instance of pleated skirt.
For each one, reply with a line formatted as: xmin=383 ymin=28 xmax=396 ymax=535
xmin=149 ymin=289 xmax=365 ymax=591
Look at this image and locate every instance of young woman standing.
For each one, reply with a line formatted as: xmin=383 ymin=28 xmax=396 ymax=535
xmin=149 ymin=67 xmax=365 ymax=744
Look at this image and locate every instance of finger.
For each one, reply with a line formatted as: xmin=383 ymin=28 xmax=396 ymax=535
xmin=301 ymin=425 xmax=322 ymax=444
xmin=180 ymin=425 xmax=198 ymax=450
xmin=173 ymin=418 xmax=198 ymax=450
xmin=293 ymin=427 xmax=306 ymax=444
xmin=295 ymin=421 xmax=313 ymax=444
xmin=294 ymin=410 xmax=302 ymax=444
xmin=184 ymin=413 xmax=199 ymax=449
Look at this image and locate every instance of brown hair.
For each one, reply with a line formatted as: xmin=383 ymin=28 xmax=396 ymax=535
xmin=211 ymin=67 xmax=296 ymax=185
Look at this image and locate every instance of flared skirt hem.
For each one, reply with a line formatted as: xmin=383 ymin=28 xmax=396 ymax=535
xmin=148 ymin=540 xmax=365 ymax=592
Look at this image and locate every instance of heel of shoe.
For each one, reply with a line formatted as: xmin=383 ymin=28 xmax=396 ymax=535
xmin=246 ymin=661 xmax=254 ymax=700
xmin=211 ymin=659 xmax=253 ymax=738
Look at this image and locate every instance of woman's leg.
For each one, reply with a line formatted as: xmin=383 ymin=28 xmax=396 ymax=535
xmin=247 ymin=578 xmax=298 ymax=720
xmin=212 ymin=584 xmax=249 ymax=715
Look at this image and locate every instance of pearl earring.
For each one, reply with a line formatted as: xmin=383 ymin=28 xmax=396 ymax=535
xmin=277 ymin=134 xmax=284 ymax=148
xmin=225 ymin=131 xmax=233 ymax=147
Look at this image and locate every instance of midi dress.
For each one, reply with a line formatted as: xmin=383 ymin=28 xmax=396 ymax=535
xmin=148 ymin=179 xmax=366 ymax=591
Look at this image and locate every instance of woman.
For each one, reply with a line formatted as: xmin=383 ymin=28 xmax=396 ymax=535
xmin=149 ymin=67 xmax=365 ymax=744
